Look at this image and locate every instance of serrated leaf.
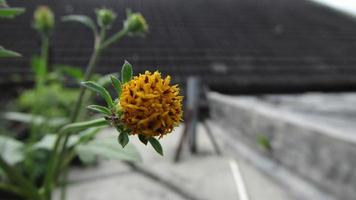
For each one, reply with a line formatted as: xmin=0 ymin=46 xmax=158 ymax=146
xmin=111 ymin=76 xmax=122 ymax=97
xmin=76 ymin=137 xmax=141 ymax=162
xmin=0 ymin=135 xmax=24 ymax=165
xmin=81 ymin=81 xmax=114 ymax=108
xmin=148 ymin=137 xmax=163 ymax=156
xmin=138 ymin=134 xmax=148 ymax=145
xmin=118 ymin=132 xmax=129 ymax=148
xmin=0 ymin=8 xmax=25 ymax=18
xmin=0 ymin=46 xmax=21 ymax=57
xmin=62 ymin=15 xmax=98 ymax=35
xmin=87 ymin=105 xmax=111 ymax=116
xmin=121 ymin=60 xmax=133 ymax=83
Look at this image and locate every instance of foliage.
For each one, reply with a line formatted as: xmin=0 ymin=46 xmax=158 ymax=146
xmin=0 ymin=0 xmax=25 ymax=57
xmin=0 ymin=5 xmax=161 ymax=200
xmin=0 ymin=135 xmax=24 ymax=166
xmin=0 ymin=8 xmax=25 ymax=18
xmin=18 ymin=83 xmax=79 ymax=118
xmin=257 ymin=134 xmax=272 ymax=152
xmin=0 ymin=46 xmax=21 ymax=57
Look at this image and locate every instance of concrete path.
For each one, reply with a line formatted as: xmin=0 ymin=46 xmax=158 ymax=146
xmin=55 ymin=124 xmax=293 ymax=200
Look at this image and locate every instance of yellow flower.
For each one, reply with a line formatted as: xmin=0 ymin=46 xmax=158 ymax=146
xmin=119 ymin=71 xmax=183 ymax=138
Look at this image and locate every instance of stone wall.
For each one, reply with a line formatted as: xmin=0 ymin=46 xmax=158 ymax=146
xmin=208 ymin=92 xmax=356 ymax=200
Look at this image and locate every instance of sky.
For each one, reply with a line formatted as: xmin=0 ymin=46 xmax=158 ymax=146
xmin=310 ymin=0 xmax=356 ymax=17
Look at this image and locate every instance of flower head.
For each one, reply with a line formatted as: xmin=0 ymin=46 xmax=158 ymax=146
xmin=119 ymin=71 xmax=183 ymax=138
xmin=33 ymin=6 xmax=54 ymax=34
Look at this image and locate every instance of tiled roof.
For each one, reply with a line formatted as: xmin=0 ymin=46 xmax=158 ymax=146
xmin=1 ymin=0 xmax=356 ymax=93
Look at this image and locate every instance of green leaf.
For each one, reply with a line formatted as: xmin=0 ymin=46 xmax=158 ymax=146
xmin=2 ymin=112 xmax=68 ymax=128
xmin=57 ymin=65 xmax=84 ymax=80
xmin=257 ymin=135 xmax=272 ymax=151
xmin=62 ymin=15 xmax=98 ymax=35
xmin=121 ymin=60 xmax=133 ymax=83
xmin=33 ymin=128 xmax=102 ymax=153
xmin=110 ymin=76 xmax=122 ymax=97
xmin=60 ymin=118 xmax=108 ymax=133
xmin=0 ymin=135 xmax=24 ymax=165
xmin=76 ymin=137 xmax=141 ymax=162
xmin=138 ymin=134 xmax=148 ymax=145
xmin=32 ymin=134 xmax=79 ymax=151
xmin=76 ymin=127 xmax=102 ymax=145
xmin=0 ymin=8 xmax=25 ymax=18
xmin=118 ymin=132 xmax=129 ymax=148
xmin=77 ymin=148 xmax=96 ymax=164
xmin=81 ymin=81 xmax=114 ymax=108
xmin=87 ymin=105 xmax=111 ymax=116
xmin=148 ymin=137 xmax=163 ymax=156
xmin=0 ymin=46 xmax=21 ymax=57
xmin=96 ymin=73 xmax=118 ymax=87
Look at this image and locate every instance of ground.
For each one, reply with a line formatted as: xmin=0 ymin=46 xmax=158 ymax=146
xmin=55 ymin=124 xmax=293 ymax=200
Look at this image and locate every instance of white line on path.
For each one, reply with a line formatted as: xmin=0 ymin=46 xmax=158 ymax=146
xmin=229 ymin=158 xmax=250 ymax=200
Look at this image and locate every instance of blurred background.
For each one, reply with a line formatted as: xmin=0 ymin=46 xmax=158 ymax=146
xmin=1 ymin=0 xmax=356 ymax=199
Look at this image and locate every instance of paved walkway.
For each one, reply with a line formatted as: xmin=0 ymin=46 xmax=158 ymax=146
xmin=55 ymin=124 xmax=293 ymax=200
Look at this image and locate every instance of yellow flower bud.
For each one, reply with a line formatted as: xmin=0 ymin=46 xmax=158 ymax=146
xmin=120 ymin=71 xmax=183 ymax=138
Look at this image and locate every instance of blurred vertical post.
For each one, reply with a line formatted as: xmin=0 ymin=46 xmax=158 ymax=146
xmin=174 ymin=76 xmax=200 ymax=162
xmin=187 ymin=77 xmax=199 ymax=153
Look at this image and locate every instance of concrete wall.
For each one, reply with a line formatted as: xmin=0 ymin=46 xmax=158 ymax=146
xmin=208 ymin=92 xmax=356 ymax=200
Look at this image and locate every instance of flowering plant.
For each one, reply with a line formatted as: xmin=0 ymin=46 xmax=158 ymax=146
xmin=0 ymin=3 xmax=182 ymax=200
xmin=83 ymin=62 xmax=183 ymax=155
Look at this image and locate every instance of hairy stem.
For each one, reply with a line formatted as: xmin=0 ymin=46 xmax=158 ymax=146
xmin=47 ymin=26 xmax=128 ymax=199
xmin=43 ymin=118 xmax=108 ymax=198
xmin=100 ymin=29 xmax=128 ymax=50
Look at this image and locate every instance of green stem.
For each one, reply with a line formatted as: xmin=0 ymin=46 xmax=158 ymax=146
xmin=100 ymin=28 xmax=128 ymax=50
xmin=69 ymin=27 xmax=106 ymax=123
xmin=0 ymin=182 xmax=28 ymax=198
xmin=25 ymin=34 xmax=50 ymax=182
xmin=59 ymin=168 xmax=68 ymax=200
xmin=69 ymin=48 xmax=101 ymax=122
xmin=0 ymin=157 xmax=41 ymax=200
xmin=43 ymin=29 xmax=104 ymax=200
xmin=45 ymin=27 xmax=127 ymax=200
xmin=38 ymin=34 xmax=49 ymax=88
xmin=56 ymin=29 xmax=109 ymax=198
xmin=60 ymin=125 xmax=102 ymax=172
xmin=42 ymin=118 xmax=108 ymax=198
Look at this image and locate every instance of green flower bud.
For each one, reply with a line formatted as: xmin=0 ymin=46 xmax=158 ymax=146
xmin=96 ymin=8 xmax=116 ymax=29
xmin=33 ymin=6 xmax=55 ymax=34
xmin=123 ymin=12 xmax=148 ymax=35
